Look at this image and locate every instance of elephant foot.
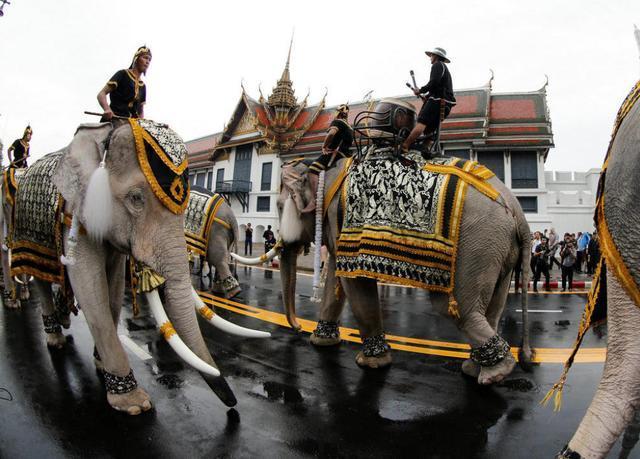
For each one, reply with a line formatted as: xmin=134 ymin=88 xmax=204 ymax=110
xmin=310 ymin=334 xmax=341 ymax=346
xmin=310 ymin=320 xmax=341 ymax=346
xmin=355 ymin=351 xmax=392 ymax=369
xmin=225 ymin=286 xmax=242 ymax=299
xmin=107 ymin=387 xmax=152 ymax=415
xmin=46 ymin=332 xmax=67 ymax=349
xmin=4 ymin=298 xmax=21 ymax=309
xmin=461 ymin=359 xmax=480 ymax=378
xmin=478 ymin=354 xmax=516 ymax=385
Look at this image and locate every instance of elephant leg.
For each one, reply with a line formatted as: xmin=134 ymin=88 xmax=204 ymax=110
xmin=107 ymin=253 xmax=126 ymax=327
xmin=31 ymin=278 xmax=66 ymax=349
xmin=341 ymin=277 xmax=391 ymax=369
xmin=67 ymin=236 xmax=151 ymax=415
xmin=207 ymin=243 xmax=240 ymax=299
xmin=564 ymin=269 xmax=640 ymax=458
xmin=311 ymin=255 xmax=345 ymax=346
xmin=1 ymin=246 xmax=20 ymax=309
xmin=458 ymin=271 xmax=514 ymax=379
xmin=455 ymin=277 xmax=515 ymax=385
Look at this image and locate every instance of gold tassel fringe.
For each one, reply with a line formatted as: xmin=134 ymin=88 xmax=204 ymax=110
xmin=447 ymin=294 xmax=461 ymax=320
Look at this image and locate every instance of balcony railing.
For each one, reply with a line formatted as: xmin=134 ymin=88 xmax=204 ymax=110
xmin=214 ymin=180 xmax=252 ymax=193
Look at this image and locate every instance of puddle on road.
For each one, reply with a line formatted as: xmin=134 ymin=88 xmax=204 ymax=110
xmin=250 ymin=381 xmax=305 ymax=404
xmin=496 ymin=378 xmax=536 ymax=392
xmin=378 ymin=400 xmax=442 ymax=421
xmin=157 ymin=374 xmax=185 ymax=389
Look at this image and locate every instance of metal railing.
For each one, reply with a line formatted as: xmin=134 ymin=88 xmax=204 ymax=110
xmin=214 ymin=180 xmax=252 ymax=193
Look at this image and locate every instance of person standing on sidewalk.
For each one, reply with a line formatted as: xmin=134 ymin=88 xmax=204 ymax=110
xmin=262 ymin=225 xmax=274 ymax=251
xmin=244 ymin=223 xmax=253 ymax=256
xmin=587 ymin=231 xmax=600 ymax=275
xmin=533 ymin=236 xmax=551 ymax=292
xmin=560 ymin=234 xmax=577 ymax=291
xmin=530 ymin=231 xmax=542 ymax=274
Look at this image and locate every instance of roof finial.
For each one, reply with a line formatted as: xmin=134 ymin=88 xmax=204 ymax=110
xmin=541 ymin=74 xmax=549 ymax=92
xmin=486 ymin=69 xmax=495 ymax=89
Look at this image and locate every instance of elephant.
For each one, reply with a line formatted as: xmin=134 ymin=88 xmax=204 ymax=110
xmin=184 ymin=186 xmax=241 ymax=298
xmin=1 ymin=120 xmax=269 ymax=415
xmin=234 ymin=151 xmax=532 ymax=385
xmin=553 ymin=87 xmax=640 ymax=458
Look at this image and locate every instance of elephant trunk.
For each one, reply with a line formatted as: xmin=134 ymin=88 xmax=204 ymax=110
xmin=280 ymin=244 xmax=301 ymax=331
xmin=152 ymin=235 xmax=237 ymax=407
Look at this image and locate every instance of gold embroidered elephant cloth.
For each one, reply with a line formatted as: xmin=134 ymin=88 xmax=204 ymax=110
xmin=129 ymin=119 xmax=190 ymax=215
xmin=184 ymin=188 xmax=226 ymax=256
xmin=10 ymin=151 xmax=66 ymax=284
xmin=335 ymin=151 xmax=496 ymax=292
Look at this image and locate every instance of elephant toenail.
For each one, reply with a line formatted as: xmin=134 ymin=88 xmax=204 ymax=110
xmin=127 ymin=406 xmax=142 ymax=415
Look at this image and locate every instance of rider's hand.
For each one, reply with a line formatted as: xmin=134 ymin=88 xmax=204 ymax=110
xmin=412 ymin=88 xmax=420 ymax=96
xmin=103 ymin=110 xmax=114 ymax=120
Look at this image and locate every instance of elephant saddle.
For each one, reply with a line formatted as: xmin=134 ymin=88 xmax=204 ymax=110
xmin=334 ymin=148 xmax=499 ymax=292
xmin=184 ymin=187 xmax=227 ymax=256
xmin=9 ymin=151 xmax=67 ymax=285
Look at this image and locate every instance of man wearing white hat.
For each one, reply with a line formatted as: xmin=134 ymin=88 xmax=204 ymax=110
xmin=401 ymin=47 xmax=456 ymax=155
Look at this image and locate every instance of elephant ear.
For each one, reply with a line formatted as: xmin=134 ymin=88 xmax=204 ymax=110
xmin=53 ymin=123 xmax=114 ymax=232
xmin=281 ymin=162 xmax=308 ymax=213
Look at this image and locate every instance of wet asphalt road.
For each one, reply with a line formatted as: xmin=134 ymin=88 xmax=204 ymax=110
xmin=0 ymin=266 xmax=633 ymax=459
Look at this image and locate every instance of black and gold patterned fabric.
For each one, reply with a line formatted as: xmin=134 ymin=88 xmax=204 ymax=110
xmin=335 ymin=149 xmax=497 ymax=293
xmin=129 ymin=119 xmax=189 ymax=214
xmin=184 ymin=188 xmax=226 ymax=256
xmin=10 ymin=152 xmax=65 ymax=284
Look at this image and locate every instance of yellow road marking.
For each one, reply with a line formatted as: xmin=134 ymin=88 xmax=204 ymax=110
xmin=197 ymin=291 xmax=606 ymax=364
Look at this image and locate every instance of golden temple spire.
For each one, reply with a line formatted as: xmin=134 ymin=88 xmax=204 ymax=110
xmin=268 ymin=34 xmax=297 ymax=109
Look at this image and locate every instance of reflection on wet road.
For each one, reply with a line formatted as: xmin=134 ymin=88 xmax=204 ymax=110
xmin=0 ymin=266 xmax=630 ymax=458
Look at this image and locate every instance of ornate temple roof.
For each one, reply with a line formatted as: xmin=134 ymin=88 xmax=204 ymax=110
xmin=186 ymin=72 xmax=554 ymax=168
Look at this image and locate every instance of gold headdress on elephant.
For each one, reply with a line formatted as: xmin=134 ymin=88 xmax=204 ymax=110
xmin=130 ymin=45 xmax=152 ymax=73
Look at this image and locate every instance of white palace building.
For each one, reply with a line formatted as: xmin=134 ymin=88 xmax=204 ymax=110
xmin=185 ymin=53 xmax=600 ymax=242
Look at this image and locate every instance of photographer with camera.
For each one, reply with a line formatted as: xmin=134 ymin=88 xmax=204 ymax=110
xmin=560 ymin=233 xmax=577 ymax=291
xmin=533 ymin=236 xmax=551 ymax=292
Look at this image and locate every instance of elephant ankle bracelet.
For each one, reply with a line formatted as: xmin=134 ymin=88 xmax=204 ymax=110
xmin=556 ymin=444 xmax=582 ymax=459
xmin=470 ymin=335 xmax=510 ymax=367
xmin=42 ymin=314 xmax=62 ymax=334
xmin=103 ymin=369 xmax=138 ymax=394
xmin=362 ymin=334 xmax=390 ymax=357
xmin=313 ymin=320 xmax=340 ymax=339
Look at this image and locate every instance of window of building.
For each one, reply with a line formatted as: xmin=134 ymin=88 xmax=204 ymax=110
xmin=476 ymin=151 xmax=505 ymax=182
xmin=206 ymin=171 xmax=213 ymax=190
xmin=215 ymin=168 xmax=225 ymax=191
xmin=195 ymin=172 xmax=205 ymax=187
xmin=444 ymin=149 xmax=470 ymax=160
xmin=517 ymin=196 xmax=538 ymax=213
xmin=511 ymin=151 xmax=538 ymax=188
xmin=261 ymin=162 xmax=273 ymax=191
xmin=257 ymin=196 xmax=270 ymax=212
xmin=233 ymin=144 xmax=253 ymax=184
xmin=189 ymin=172 xmax=195 ymax=185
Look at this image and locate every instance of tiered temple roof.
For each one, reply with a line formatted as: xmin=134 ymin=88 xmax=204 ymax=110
xmin=186 ymin=66 xmax=553 ymax=168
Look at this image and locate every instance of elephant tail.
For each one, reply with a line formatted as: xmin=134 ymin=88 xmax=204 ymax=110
xmin=515 ymin=208 xmax=534 ymax=371
xmin=228 ymin=215 xmax=239 ymax=263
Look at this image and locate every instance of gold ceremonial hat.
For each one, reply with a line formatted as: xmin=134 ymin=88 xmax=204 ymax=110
xmin=130 ymin=45 xmax=152 ymax=69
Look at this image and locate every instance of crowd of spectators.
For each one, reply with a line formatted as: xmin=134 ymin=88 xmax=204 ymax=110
xmin=513 ymin=228 xmax=600 ymax=293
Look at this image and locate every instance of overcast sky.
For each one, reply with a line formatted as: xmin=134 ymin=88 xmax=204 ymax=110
xmin=0 ymin=0 xmax=639 ymax=171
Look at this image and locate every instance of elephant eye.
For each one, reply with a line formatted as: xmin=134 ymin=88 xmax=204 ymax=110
xmin=127 ymin=189 xmax=145 ymax=209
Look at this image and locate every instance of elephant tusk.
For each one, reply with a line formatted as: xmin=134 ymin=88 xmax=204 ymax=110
xmin=230 ymin=241 xmax=282 ymax=266
xmin=29 ymin=276 xmax=34 ymax=283
xmin=145 ymin=289 xmax=220 ymax=377
xmin=191 ymin=287 xmax=271 ymax=339
xmin=13 ymin=276 xmax=24 ymax=285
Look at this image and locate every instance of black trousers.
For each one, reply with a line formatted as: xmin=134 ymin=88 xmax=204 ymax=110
xmin=244 ymin=239 xmax=252 ymax=255
xmin=534 ymin=263 xmax=550 ymax=291
xmin=561 ymin=266 xmax=574 ymax=290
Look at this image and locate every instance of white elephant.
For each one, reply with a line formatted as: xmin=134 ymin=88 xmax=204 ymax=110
xmin=184 ymin=186 xmax=241 ymax=298
xmin=236 ymin=151 xmax=532 ymax=385
xmin=553 ymin=82 xmax=640 ymax=458
xmin=1 ymin=120 xmax=268 ymax=414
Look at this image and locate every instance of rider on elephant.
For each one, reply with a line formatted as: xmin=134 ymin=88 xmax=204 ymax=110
xmin=303 ymin=104 xmax=353 ymax=213
xmin=97 ymin=45 xmax=151 ymax=121
xmin=7 ymin=125 xmax=32 ymax=168
xmin=401 ymin=47 xmax=456 ymax=155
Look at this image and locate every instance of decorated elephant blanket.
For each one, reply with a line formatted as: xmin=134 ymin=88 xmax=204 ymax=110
xmin=334 ymin=150 xmax=498 ymax=293
xmin=10 ymin=151 xmax=66 ymax=284
xmin=184 ymin=187 xmax=227 ymax=256
xmin=129 ymin=118 xmax=190 ymax=215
